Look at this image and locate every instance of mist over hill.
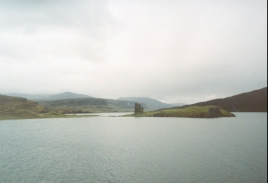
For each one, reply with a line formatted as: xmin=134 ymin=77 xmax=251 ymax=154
xmin=48 ymin=92 xmax=93 ymax=100
xmin=8 ymin=92 xmax=93 ymax=101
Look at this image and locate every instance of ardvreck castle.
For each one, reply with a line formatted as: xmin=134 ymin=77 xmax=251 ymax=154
xmin=134 ymin=103 xmax=143 ymax=113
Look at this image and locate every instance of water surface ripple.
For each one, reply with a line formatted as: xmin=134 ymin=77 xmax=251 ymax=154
xmin=0 ymin=113 xmax=267 ymax=183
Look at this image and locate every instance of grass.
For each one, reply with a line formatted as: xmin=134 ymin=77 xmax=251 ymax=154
xmin=125 ymin=106 xmax=235 ymax=118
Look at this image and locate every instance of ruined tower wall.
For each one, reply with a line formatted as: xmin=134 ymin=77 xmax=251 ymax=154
xmin=135 ymin=103 xmax=143 ymax=113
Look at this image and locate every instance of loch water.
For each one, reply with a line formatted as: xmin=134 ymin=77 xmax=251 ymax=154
xmin=0 ymin=113 xmax=267 ymax=183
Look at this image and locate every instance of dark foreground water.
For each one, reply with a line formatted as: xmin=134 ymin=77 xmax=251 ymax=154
xmin=0 ymin=113 xmax=267 ymax=183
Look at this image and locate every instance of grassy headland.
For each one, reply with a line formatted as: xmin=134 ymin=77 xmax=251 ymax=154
xmin=125 ymin=106 xmax=235 ymax=118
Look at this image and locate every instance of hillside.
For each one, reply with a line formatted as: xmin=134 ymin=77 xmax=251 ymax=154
xmin=0 ymin=95 xmax=51 ymax=119
xmin=175 ymin=87 xmax=267 ymax=112
xmin=118 ymin=97 xmax=183 ymax=111
xmin=38 ymin=98 xmax=143 ymax=113
xmin=126 ymin=106 xmax=235 ymax=118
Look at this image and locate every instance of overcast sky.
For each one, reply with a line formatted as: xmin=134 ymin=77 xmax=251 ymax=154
xmin=0 ymin=0 xmax=267 ymax=103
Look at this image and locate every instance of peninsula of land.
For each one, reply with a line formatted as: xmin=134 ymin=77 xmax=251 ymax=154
xmin=126 ymin=105 xmax=235 ymax=118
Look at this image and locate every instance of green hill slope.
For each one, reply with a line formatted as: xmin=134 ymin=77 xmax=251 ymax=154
xmin=175 ymin=87 xmax=267 ymax=112
xmin=0 ymin=95 xmax=50 ymax=119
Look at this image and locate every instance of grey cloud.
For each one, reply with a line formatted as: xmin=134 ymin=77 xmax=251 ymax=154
xmin=0 ymin=0 xmax=118 ymax=62
xmin=0 ymin=0 xmax=266 ymax=103
xmin=0 ymin=0 xmax=113 ymax=30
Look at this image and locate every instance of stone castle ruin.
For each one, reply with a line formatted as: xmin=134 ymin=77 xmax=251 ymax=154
xmin=134 ymin=103 xmax=144 ymax=114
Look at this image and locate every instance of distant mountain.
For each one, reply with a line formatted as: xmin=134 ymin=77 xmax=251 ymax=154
xmin=38 ymin=98 xmax=140 ymax=113
xmin=175 ymin=87 xmax=267 ymax=112
xmin=8 ymin=92 xmax=93 ymax=101
xmin=48 ymin=92 xmax=92 ymax=100
xmin=0 ymin=95 xmax=49 ymax=119
xmin=7 ymin=93 xmax=50 ymax=101
xmin=118 ymin=97 xmax=182 ymax=111
xmin=169 ymin=102 xmax=187 ymax=107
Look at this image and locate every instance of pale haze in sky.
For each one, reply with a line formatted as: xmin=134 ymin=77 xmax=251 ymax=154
xmin=0 ymin=0 xmax=267 ymax=103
